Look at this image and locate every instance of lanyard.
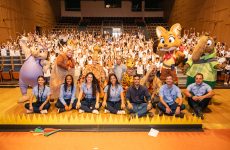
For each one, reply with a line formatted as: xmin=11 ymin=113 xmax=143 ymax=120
xmin=38 ymin=86 xmax=45 ymax=102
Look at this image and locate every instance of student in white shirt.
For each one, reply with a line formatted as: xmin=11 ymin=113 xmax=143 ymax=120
xmin=136 ymin=60 xmax=144 ymax=77
xmin=1 ymin=46 xmax=7 ymax=56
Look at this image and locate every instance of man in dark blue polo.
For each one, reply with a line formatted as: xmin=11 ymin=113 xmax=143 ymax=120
xmin=184 ymin=73 xmax=214 ymax=119
xmin=126 ymin=75 xmax=153 ymax=118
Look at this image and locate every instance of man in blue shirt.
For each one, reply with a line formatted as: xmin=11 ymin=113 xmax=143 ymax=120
xmin=184 ymin=73 xmax=214 ymax=119
xmin=158 ymin=75 xmax=185 ymax=118
xmin=114 ymin=56 xmax=127 ymax=82
xmin=126 ymin=75 xmax=153 ymax=118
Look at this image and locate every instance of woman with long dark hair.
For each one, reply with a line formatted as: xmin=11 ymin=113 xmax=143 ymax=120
xmin=55 ymin=74 xmax=77 ymax=113
xmin=25 ymin=76 xmax=51 ymax=114
xmin=102 ymin=74 xmax=126 ymax=114
xmin=76 ymin=72 xmax=100 ymax=114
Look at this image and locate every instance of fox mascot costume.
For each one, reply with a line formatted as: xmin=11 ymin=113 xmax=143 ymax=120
xmin=156 ymin=23 xmax=184 ymax=83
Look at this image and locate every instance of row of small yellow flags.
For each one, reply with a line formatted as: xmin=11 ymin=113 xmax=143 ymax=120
xmin=0 ymin=114 xmax=202 ymax=125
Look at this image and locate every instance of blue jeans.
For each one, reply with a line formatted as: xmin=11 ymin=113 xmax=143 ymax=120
xmin=157 ymin=102 xmax=185 ymax=115
xmin=128 ymin=103 xmax=148 ymax=117
xmin=25 ymin=101 xmax=50 ymax=113
xmin=106 ymin=101 xmax=122 ymax=114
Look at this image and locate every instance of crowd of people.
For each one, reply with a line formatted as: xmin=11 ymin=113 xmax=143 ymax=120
xmin=0 ymin=27 xmax=228 ymax=120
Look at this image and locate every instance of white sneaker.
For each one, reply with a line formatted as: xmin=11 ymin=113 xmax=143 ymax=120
xmin=79 ymin=109 xmax=85 ymax=113
xmin=92 ymin=109 xmax=99 ymax=115
xmin=104 ymin=109 xmax=110 ymax=114
xmin=117 ymin=110 xmax=126 ymax=115
xmin=26 ymin=109 xmax=33 ymax=114
xmin=40 ymin=109 xmax=48 ymax=114
xmin=224 ymin=82 xmax=228 ymax=85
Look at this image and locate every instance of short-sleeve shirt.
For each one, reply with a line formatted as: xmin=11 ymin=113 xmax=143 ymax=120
xmin=33 ymin=85 xmax=50 ymax=102
xmin=81 ymin=83 xmax=95 ymax=99
xmin=59 ymin=84 xmax=76 ymax=105
xmin=104 ymin=84 xmax=123 ymax=102
xmin=187 ymin=82 xmax=212 ymax=96
xmin=159 ymin=84 xmax=182 ymax=105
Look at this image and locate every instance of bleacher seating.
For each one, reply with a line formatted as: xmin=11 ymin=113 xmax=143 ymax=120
xmin=0 ymin=17 xmax=168 ymax=83
xmin=0 ymin=54 xmax=24 ymax=81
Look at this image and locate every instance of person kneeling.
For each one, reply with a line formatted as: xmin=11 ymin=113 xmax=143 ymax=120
xmin=157 ymin=76 xmax=185 ymax=118
xmin=55 ymin=75 xmax=77 ymax=113
xmin=76 ymin=72 xmax=100 ymax=114
xmin=25 ymin=76 xmax=51 ymax=114
xmin=102 ymin=74 xmax=126 ymax=114
xmin=126 ymin=75 xmax=153 ymax=118
xmin=184 ymin=73 xmax=214 ymax=119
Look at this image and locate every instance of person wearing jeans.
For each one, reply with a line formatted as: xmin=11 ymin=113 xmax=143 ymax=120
xmin=126 ymin=75 xmax=153 ymax=118
xmin=157 ymin=75 xmax=185 ymax=118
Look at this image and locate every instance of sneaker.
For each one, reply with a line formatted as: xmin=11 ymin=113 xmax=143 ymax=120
xmin=40 ymin=109 xmax=48 ymax=114
xmin=104 ymin=109 xmax=110 ymax=114
xmin=92 ymin=109 xmax=99 ymax=115
xmin=26 ymin=109 xmax=33 ymax=114
xmin=224 ymin=82 xmax=228 ymax=85
xmin=57 ymin=108 xmax=65 ymax=113
xmin=117 ymin=110 xmax=126 ymax=115
xmin=79 ymin=109 xmax=85 ymax=114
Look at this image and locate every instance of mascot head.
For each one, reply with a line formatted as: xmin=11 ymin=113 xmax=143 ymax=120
xmin=156 ymin=23 xmax=182 ymax=52
xmin=192 ymin=34 xmax=216 ymax=62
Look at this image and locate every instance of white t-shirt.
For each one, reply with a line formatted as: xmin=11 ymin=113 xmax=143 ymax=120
xmin=1 ymin=48 xmax=7 ymax=56
xmin=50 ymin=55 xmax=56 ymax=64
xmin=74 ymin=66 xmax=81 ymax=77
xmin=183 ymin=49 xmax=189 ymax=58
xmin=136 ymin=64 xmax=144 ymax=75
xmin=44 ymin=68 xmax=51 ymax=77
xmin=155 ymin=61 xmax=162 ymax=71
xmin=9 ymin=49 xmax=15 ymax=56
xmin=225 ymin=65 xmax=230 ymax=71
xmin=87 ymin=60 xmax=92 ymax=65
xmin=14 ymin=50 xmax=21 ymax=56
xmin=79 ymin=58 xmax=85 ymax=67
xmin=225 ymin=51 xmax=230 ymax=58
xmin=145 ymin=64 xmax=151 ymax=72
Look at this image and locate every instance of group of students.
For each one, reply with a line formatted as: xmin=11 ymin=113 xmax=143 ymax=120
xmin=25 ymin=72 xmax=126 ymax=115
xmin=25 ymin=70 xmax=214 ymax=120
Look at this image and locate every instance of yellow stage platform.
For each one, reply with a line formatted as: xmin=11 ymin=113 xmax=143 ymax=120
xmin=0 ymin=88 xmax=229 ymax=131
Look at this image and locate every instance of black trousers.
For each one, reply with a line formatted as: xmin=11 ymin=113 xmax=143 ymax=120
xmin=80 ymin=98 xmax=100 ymax=113
xmin=25 ymin=101 xmax=50 ymax=113
xmin=188 ymin=97 xmax=211 ymax=113
xmin=55 ymin=98 xmax=77 ymax=112
xmin=106 ymin=101 xmax=122 ymax=114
